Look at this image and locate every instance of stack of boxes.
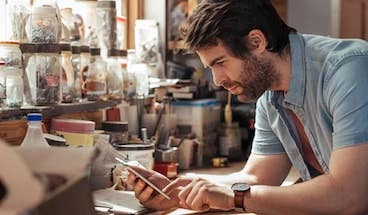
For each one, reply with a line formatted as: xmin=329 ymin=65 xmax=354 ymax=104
xmin=171 ymin=99 xmax=221 ymax=167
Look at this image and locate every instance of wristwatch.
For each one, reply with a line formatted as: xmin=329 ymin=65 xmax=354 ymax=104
xmin=231 ymin=183 xmax=250 ymax=211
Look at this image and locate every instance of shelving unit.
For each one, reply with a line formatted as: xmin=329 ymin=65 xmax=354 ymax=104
xmin=0 ymin=100 xmax=121 ymax=145
xmin=0 ymin=100 xmax=121 ymax=120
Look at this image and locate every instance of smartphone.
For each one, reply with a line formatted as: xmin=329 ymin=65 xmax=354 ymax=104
xmin=115 ymin=157 xmax=171 ymax=200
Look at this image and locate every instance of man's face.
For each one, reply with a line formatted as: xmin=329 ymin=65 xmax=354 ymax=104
xmin=197 ymin=43 xmax=279 ymax=102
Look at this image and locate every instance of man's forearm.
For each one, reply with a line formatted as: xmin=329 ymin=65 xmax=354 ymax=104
xmin=246 ymin=174 xmax=362 ymax=215
xmin=191 ymin=171 xmax=257 ymax=186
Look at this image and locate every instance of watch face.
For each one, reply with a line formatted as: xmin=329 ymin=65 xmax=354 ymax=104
xmin=231 ymin=183 xmax=250 ymax=192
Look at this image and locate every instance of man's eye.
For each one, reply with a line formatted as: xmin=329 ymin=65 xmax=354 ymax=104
xmin=216 ymin=61 xmax=224 ymax=66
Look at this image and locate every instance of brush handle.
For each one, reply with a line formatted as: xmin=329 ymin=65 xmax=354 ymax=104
xmin=225 ymin=92 xmax=232 ymax=126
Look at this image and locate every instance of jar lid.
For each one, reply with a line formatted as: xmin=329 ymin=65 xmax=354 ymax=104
xmin=102 ymin=121 xmax=128 ymax=132
xmin=27 ymin=113 xmax=43 ymax=121
xmin=36 ymin=43 xmax=60 ymax=53
xmin=80 ymin=45 xmax=90 ymax=53
xmin=113 ymin=143 xmax=154 ymax=151
xmin=107 ymin=49 xmax=127 ymax=57
xmin=71 ymin=46 xmax=81 ymax=54
xmin=107 ymin=48 xmax=119 ymax=57
xmin=97 ymin=1 xmax=116 ymax=8
xmin=32 ymin=6 xmax=57 ymax=15
xmin=51 ymin=118 xmax=95 ymax=133
xmin=20 ymin=43 xmax=37 ymax=53
xmin=119 ymin=50 xmax=127 ymax=57
xmin=59 ymin=43 xmax=71 ymax=52
xmin=90 ymin=48 xmax=100 ymax=56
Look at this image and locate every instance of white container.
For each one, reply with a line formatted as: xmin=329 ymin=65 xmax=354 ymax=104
xmin=114 ymin=143 xmax=155 ymax=170
xmin=172 ymin=99 xmax=221 ymax=138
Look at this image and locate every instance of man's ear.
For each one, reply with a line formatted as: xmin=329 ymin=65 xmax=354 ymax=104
xmin=247 ymin=29 xmax=267 ymax=54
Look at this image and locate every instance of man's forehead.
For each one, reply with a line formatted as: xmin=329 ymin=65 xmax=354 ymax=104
xmin=197 ymin=45 xmax=229 ymax=66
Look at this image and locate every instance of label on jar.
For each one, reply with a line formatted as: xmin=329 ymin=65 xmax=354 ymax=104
xmin=45 ymin=75 xmax=59 ymax=87
xmin=85 ymin=81 xmax=106 ymax=94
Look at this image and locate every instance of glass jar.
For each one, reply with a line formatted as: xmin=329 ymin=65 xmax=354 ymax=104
xmin=26 ymin=6 xmax=60 ymax=43
xmin=85 ymin=48 xmax=107 ymax=101
xmin=0 ymin=41 xmax=23 ymax=108
xmin=96 ymin=1 xmax=117 ymax=51
xmin=0 ymin=41 xmax=23 ymax=67
xmin=5 ymin=67 xmax=24 ymax=108
xmin=71 ymin=45 xmax=82 ymax=102
xmin=29 ymin=43 xmax=61 ymax=105
xmin=126 ymin=49 xmax=137 ymax=100
xmin=20 ymin=43 xmax=36 ymax=106
xmin=106 ymin=49 xmax=124 ymax=100
xmin=7 ymin=0 xmax=31 ymax=43
xmin=60 ymin=43 xmax=74 ymax=103
xmin=80 ymin=45 xmax=90 ymax=99
xmin=128 ymin=49 xmax=149 ymax=98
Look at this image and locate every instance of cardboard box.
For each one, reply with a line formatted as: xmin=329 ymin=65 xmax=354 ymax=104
xmin=14 ymin=147 xmax=97 ymax=215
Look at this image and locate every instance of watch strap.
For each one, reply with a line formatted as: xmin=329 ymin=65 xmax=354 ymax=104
xmin=234 ymin=190 xmax=245 ymax=210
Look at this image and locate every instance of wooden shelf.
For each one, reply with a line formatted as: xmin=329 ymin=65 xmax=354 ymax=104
xmin=0 ymin=100 xmax=121 ymax=121
xmin=0 ymin=100 xmax=122 ymax=145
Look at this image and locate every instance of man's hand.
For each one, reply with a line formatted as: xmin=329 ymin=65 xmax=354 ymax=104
xmin=177 ymin=178 xmax=235 ymax=212
xmin=126 ymin=166 xmax=183 ymax=211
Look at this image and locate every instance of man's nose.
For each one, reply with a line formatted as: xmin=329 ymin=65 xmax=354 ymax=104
xmin=211 ymin=69 xmax=227 ymax=87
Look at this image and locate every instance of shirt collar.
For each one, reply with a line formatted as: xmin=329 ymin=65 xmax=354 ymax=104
xmin=283 ymin=33 xmax=306 ymax=108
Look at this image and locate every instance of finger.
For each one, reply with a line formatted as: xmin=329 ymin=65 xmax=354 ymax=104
xmin=134 ymin=179 xmax=147 ymax=197
xmin=163 ymin=177 xmax=192 ymax=193
xmin=137 ymin=185 xmax=154 ymax=203
xmin=127 ymin=171 xmax=137 ymax=186
xmin=185 ymin=181 xmax=204 ymax=209
xmin=191 ymin=187 xmax=210 ymax=212
xmin=178 ymin=182 xmax=195 ymax=209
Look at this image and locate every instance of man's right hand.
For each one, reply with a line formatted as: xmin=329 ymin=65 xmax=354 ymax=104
xmin=126 ymin=166 xmax=192 ymax=211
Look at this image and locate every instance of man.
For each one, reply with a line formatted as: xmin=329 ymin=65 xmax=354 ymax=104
xmin=127 ymin=0 xmax=368 ymax=214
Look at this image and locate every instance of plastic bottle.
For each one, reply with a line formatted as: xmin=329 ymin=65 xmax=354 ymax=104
xmin=21 ymin=113 xmax=50 ymax=147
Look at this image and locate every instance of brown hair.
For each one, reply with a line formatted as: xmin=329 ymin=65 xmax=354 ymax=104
xmin=180 ymin=0 xmax=296 ymax=57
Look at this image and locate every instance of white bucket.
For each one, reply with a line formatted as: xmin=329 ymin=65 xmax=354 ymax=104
xmin=114 ymin=143 xmax=155 ymax=169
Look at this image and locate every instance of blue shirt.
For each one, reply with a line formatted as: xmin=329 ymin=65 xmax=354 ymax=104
xmin=252 ymin=33 xmax=368 ymax=181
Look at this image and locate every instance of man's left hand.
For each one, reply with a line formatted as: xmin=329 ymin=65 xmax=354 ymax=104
xmin=178 ymin=178 xmax=235 ymax=212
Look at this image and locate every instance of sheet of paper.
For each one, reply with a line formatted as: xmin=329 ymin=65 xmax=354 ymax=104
xmin=93 ymin=188 xmax=151 ymax=215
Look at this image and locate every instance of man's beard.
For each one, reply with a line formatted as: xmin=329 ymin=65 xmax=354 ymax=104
xmin=222 ymin=55 xmax=279 ymax=103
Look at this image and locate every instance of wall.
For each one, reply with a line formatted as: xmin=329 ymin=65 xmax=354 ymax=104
xmin=288 ymin=0 xmax=341 ymax=37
